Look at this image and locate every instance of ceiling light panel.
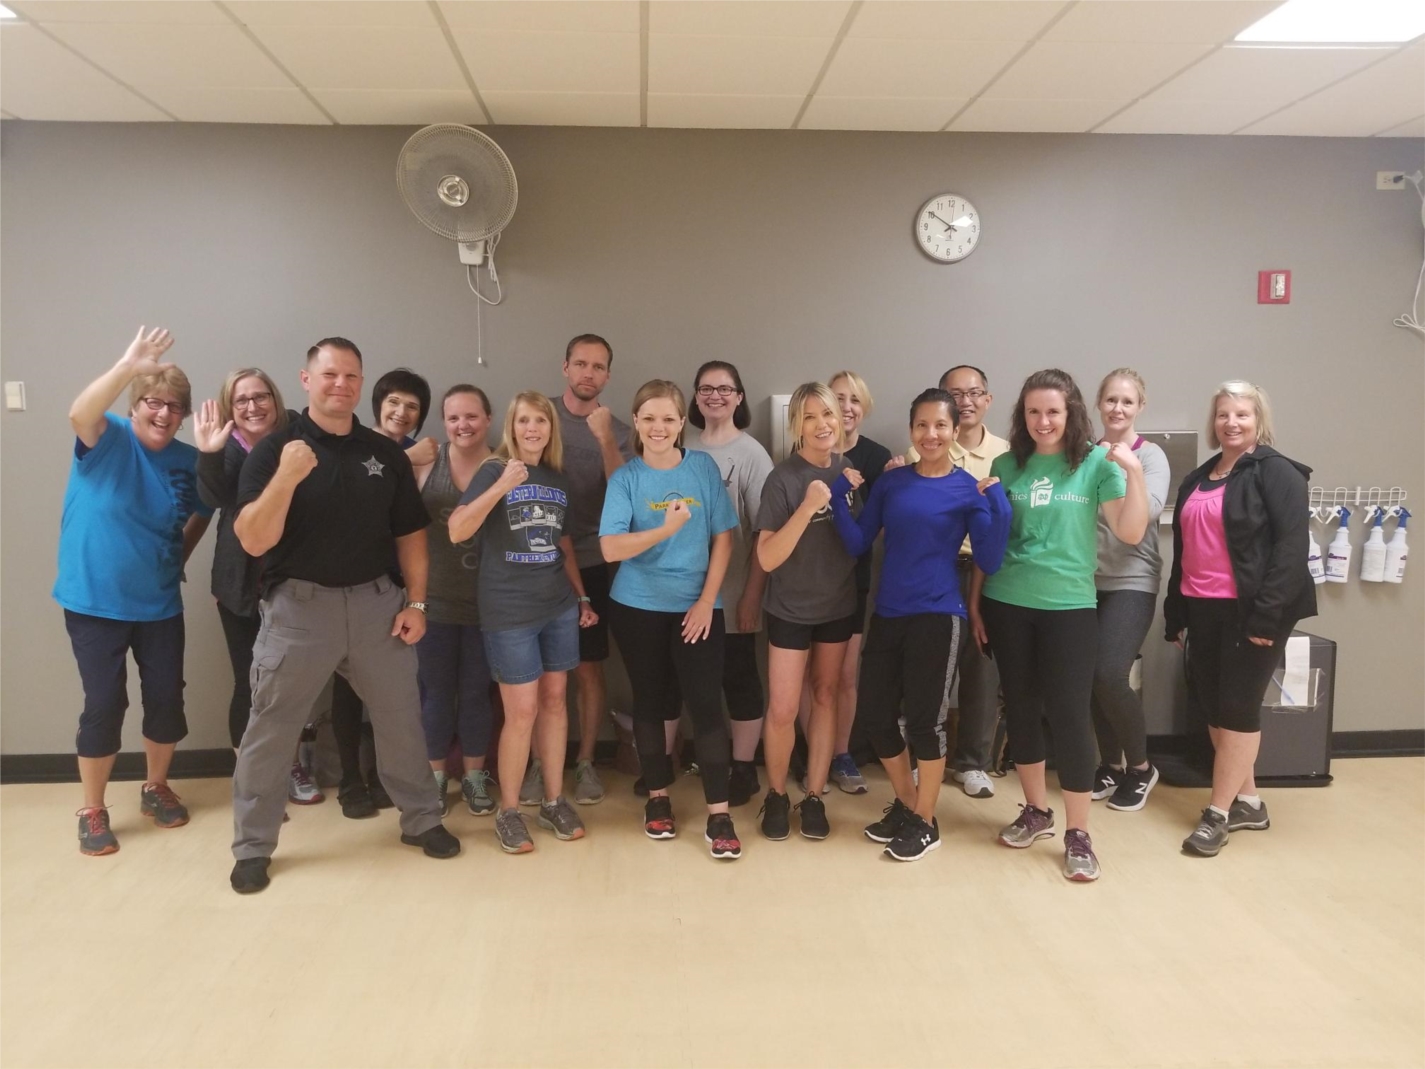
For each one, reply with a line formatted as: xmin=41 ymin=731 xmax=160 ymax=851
xmin=1043 ymin=1 xmax=1279 ymax=43
xmin=1242 ymin=43 xmax=1425 ymax=133
xmin=1236 ymin=0 xmax=1425 ymax=43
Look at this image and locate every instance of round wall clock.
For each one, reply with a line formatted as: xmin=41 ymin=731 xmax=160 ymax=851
xmin=915 ymin=193 xmax=980 ymax=263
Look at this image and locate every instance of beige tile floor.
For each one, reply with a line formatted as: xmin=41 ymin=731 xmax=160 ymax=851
xmin=2 ymin=758 xmax=1421 ymax=1069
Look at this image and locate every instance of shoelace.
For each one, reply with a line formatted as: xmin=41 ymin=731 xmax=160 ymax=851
xmin=145 ymin=783 xmax=182 ymax=808
xmin=1013 ymin=803 xmax=1041 ymax=829
xmin=465 ymin=771 xmax=491 ymax=794
xmin=291 ymin=765 xmax=318 ymax=791
xmin=77 ymin=807 xmax=109 ymax=836
xmin=1066 ymin=830 xmax=1093 ymax=859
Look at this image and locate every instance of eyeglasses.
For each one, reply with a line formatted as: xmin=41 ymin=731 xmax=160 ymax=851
xmin=233 ymin=392 xmax=273 ymax=410
xmin=139 ymin=397 xmax=185 ymax=416
xmin=696 ymin=385 xmax=739 ymax=398
xmin=947 ymin=389 xmax=987 ymax=402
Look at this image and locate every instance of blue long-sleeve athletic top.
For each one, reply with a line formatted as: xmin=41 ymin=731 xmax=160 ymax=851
xmin=831 ymin=465 xmax=1011 ymax=619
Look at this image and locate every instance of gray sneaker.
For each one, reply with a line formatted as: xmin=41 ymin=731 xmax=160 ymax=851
xmin=998 ymin=804 xmax=1055 ymax=848
xmin=462 ymin=769 xmax=496 ymax=816
xmin=1182 ymin=807 xmax=1229 ymax=856
xmin=518 ymin=759 xmax=543 ymax=807
xmin=1227 ymin=797 xmax=1270 ymax=831
xmin=574 ymin=760 xmax=606 ymax=805
xmin=536 ymin=796 xmax=586 ymax=841
xmin=830 ymin=753 xmax=868 ymax=795
xmin=432 ymin=771 xmax=449 ymax=817
xmin=1063 ymin=829 xmax=1101 ymax=882
xmin=495 ymin=808 xmax=534 ymax=854
xmin=288 ymin=762 xmax=325 ymax=805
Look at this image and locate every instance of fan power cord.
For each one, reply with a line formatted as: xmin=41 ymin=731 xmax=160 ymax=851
xmin=465 ymin=231 xmax=504 ymax=307
xmin=1395 ymin=170 xmax=1425 ymax=340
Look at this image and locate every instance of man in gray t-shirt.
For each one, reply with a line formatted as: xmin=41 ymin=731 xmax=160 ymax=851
xmin=548 ymin=334 xmax=634 ymax=806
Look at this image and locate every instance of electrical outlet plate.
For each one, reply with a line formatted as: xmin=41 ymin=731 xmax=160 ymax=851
xmin=1378 ymin=171 xmax=1406 ymax=190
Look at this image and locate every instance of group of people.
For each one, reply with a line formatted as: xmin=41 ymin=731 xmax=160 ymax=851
xmin=53 ymin=326 xmax=1316 ymax=891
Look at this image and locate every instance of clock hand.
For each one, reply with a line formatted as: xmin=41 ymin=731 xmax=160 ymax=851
xmin=929 ymin=212 xmax=957 ymax=232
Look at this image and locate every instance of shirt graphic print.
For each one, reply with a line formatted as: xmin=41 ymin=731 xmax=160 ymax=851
xmin=503 ymin=484 xmax=568 ymax=563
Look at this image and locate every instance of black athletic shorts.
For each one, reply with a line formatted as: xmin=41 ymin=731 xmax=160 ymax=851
xmin=765 ymin=609 xmax=857 ymax=651
xmin=578 ymin=564 xmax=612 ymax=663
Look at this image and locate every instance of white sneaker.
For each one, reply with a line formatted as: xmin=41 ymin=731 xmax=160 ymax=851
xmin=287 ymin=761 xmax=324 ymax=805
xmin=954 ymin=769 xmax=995 ymax=799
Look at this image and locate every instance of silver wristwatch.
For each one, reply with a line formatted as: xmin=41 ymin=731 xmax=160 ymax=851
xmin=405 ymin=601 xmax=428 ymax=613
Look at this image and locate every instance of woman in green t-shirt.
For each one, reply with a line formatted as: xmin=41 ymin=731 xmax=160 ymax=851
xmin=968 ymin=368 xmax=1147 ymax=882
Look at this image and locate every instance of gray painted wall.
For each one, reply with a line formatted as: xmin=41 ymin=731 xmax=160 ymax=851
xmin=2 ymin=121 xmax=1421 ymax=755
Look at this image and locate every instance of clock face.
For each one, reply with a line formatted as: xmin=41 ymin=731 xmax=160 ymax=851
xmin=916 ymin=193 xmax=980 ymax=263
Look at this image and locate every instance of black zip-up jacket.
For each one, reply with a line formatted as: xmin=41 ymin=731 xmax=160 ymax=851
xmin=1163 ymin=445 xmax=1317 ymax=642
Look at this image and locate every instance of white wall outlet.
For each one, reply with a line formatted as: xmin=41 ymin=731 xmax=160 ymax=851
xmin=4 ymin=381 xmax=25 ymax=411
xmin=1378 ymin=171 xmax=1406 ymax=190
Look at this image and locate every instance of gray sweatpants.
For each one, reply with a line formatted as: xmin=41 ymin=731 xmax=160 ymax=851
xmin=951 ymin=560 xmax=1002 ymax=772
xmin=232 ymin=577 xmax=443 ymax=860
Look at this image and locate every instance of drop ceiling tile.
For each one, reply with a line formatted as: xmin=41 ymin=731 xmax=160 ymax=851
xmin=252 ymin=24 xmax=466 ymax=91
xmin=1097 ymin=95 xmax=1273 ymax=134
xmin=649 ymin=1 xmax=850 ymax=37
xmin=647 ymin=93 xmax=802 ymax=128
xmin=135 ymin=84 xmax=328 ymax=123
xmin=649 ymin=34 xmax=831 ymax=95
xmin=985 ymin=39 xmax=1210 ymax=99
xmin=9 ymin=1 xmax=227 ymax=23
xmin=951 ymin=96 xmax=1121 ymax=132
xmin=311 ymin=88 xmax=483 ymax=125
xmin=799 ymin=95 xmax=965 ymax=131
xmin=481 ymin=90 xmax=639 ymax=126
xmin=1377 ymin=114 xmax=1424 ymax=137
xmin=818 ymin=36 xmax=1022 ymax=97
xmin=225 ymin=1 xmax=436 ymax=28
xmin=0 ymin=22 xmax=170 ymax=119
xmin=449 ymin=29 xmax=639 ymax=93
xmin=1242 ymin=45 xmax=1425 ymax=135
xmin=43 ymin=21 xmax=289 ymax=87
xmin=1042 ymin=1 xmax=1278 ymax=44
xmin=1153 ymin=44 xmax=1388 ymax=108
xmin=437 ymin=1 xmax=639 ymax=34
xmin=848 ymin=1 xmax=1066 ymax=41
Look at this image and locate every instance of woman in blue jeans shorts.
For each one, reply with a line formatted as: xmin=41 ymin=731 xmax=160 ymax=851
xmin=414 ymin=385 xmax=497 ymax=818
xmin=448 ymin=391 xmax=597 ymax=854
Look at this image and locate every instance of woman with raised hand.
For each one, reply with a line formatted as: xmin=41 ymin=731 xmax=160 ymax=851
xmin=194 ymin=369 xmax=321 ymax=804
xmin=1089 ymin=369 xmax=1171 ymax=813
xmin=754 ymin=383 xmax=860 ymax=841
xmin=600 ymin=380 xmax=742 ymax=859
xmin=55 ymin=327 xmax=213 ymax=856
xmin=969 ymin=368 xmax=1147 ymax=882
xmin=413 ymin=385 xmax=496 ymax=818
xmin=688 ymin=360 xmax=774 ymax=807
xmin=448 ymin=391 xmax=596 ymax=854
xmin=831 ymin=388 xmax=1010 ymax=861
xmin=1167 ymin=381 xmax=1314 ymax=857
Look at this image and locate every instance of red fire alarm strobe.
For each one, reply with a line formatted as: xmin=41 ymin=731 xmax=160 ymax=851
xmin=1258 ymin=270 xmax=1291 ymax=304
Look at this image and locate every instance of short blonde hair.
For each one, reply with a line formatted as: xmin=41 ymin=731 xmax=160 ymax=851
xmin=129 ymin=366 xmax=193 ymax=417
xmin=1097 ymin=367 xmax=1147 ymax=406
xmin=496 ymin=391 xmax=563 ymax=471
xmin=630 ymin=379 xmax=687 ymax=456
xmin=788 ymin=381 xmax=844 ymax=453
xmin=218 ymin=368 xmax=288 ymax=432
xmin=1207 ymin=380 xmax=1275 ymax=449
xmin=828 ymin=370 xmax=874 ymax=417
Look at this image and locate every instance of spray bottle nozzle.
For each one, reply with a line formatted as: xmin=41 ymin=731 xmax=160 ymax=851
xmin=1338 ymin=506 xmax=1351 ymax=526
xmin=1399 ymin=508 xmax=1411 ymax=527
xmin=1371 ymin=507 xmax=1386 ymax=527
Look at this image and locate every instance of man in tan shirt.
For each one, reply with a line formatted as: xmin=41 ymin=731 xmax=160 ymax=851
xmin=903 ymin=365 xmax=1009 ymax=799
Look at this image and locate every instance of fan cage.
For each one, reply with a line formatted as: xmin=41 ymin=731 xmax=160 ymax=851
xmin=397 ymin=124 xmax=518 ymax=243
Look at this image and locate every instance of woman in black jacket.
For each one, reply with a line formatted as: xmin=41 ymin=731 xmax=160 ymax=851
xmin=1164 ymin=381 xmax=1315 ymax=857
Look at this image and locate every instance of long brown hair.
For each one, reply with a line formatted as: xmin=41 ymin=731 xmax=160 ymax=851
xmin=1007 ymin=368 xmax=1094 ymax=472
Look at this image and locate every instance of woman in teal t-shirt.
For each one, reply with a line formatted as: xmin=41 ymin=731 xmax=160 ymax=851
xmin=968 ymin=368 xmax=1147 ymax=882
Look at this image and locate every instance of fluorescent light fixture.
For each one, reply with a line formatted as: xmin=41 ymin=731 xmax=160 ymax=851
xmin=0 ymin=5 xmax=17 ymax=19
xmin=1236 ymin=0 xmax=1425 ymax=44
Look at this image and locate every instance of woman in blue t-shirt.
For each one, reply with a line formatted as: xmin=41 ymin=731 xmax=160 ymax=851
xmin=55 ymin=327 xmax=213 ymax=857
xmin=600 ymin=380 xmax=742 ymax=859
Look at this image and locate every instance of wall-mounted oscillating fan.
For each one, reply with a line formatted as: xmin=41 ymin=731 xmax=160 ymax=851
xmin=397 ymin=123 xmax=517 ymax=308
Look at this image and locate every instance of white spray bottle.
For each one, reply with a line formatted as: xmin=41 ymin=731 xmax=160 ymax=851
xmin=1360 ymin=508 xmax=1387 ymax=582
xmin=1325 ymin=506 xmax=1352 ymax=583
xmin=1307 ymin=510 xmax=1326 ymax=585
xmin=1384 ymin=508 xmax=1410 ymax=584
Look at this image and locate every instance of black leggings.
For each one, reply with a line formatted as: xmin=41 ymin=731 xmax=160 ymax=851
xmin=723 ymin=632 xmax=764 ymax=721
xmin=1185 ymin=597 xmax=1286 ymax=733
xmin=217 ymin=603 xmax=261 ymax=749
xmin=855 ymin=613 xmax=961 ymax=762
xmin=981 ymin=598 xmax=1098 ymax=794
xmin=609 ymin=601 xmax=730 ymax=804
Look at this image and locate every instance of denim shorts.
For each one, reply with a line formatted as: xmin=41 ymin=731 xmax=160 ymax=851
xmin=482 ymin=603 xmax=581 ymax=685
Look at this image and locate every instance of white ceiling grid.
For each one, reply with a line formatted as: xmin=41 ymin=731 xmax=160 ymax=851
xmin=0 ymin=0 xmax=1419 ymax=136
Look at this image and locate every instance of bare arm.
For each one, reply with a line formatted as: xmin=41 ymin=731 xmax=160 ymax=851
xmin=391 ymin=529 xmax=428 ymax=645
xmin=234 ymin=440 xmax=316 ymax=556
xmin=586 ymin=407 xmax=626 ymax=479
xmin=69 ymin=327 xmax=174 ymax=448
xmin=448 ymin=460 xmax=526 ymax=543
xmin=601 ymin=517 xmax=682 ymax=563
xmin=757 ymin=481 xmax=832 ymax=572
xmin=1102 ymin=459 xmax=1149 ymax=546
xmin=736 ymin=548 xmax=768 ymax=632
xmin=560 ymin=536 xmax=588 ymax=599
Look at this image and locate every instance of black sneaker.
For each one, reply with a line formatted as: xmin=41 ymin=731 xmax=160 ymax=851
xmin=886 ymin=814 xmax=940 ymax=862
xmin=77 ymin=807 xmax=118 ymax=856
xmin=705 ymin=813 xmax=742 ymax=860
xmin=1106 ymin=764 xmax=1160 ymax=812
xmin=400 ymin=824 xmax=461 ymax=858
xmin=1091 ymin=764 xmax=1121 ymax=801
xmin=728 ymin=761 xmax=760 ymax=807
xmin=338 ymin=780 xmax=378 ymax=819
xmin=1227 ymin=797 xmax=1271 ymax=831
xmin=1182 ymin=807 xmax=1229 ymax=857
xmin=140 ymin=782 xmax=189 ymax=828
xmin=796 ymin=794 xmax=830 ymax=840
xmin=759 ymin=789 xmax=791 ymax=840
xmin=864 ymin=798 xmax=914 ymax=843
xmin=644 ymin=796 xmax=676 ymax=840
xmin=367 ymin=771 xmax=394 ymax=810
xmin=230 ymin=857 xmax=271 ymax=894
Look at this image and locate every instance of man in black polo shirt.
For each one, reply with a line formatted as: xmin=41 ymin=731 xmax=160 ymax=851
xmin=228 ymin=337 xmax=457 ymax=894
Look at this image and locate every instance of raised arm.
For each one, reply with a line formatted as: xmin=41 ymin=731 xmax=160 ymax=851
xmin=1101 ymin=442 xmax=1149 ymax=546
xmin=829 ymin=470 xmax=883 ymax=559
xmin=757 ymin=480 xmax=831 ymax=572
xmin=967 ymin=481 xmax=1012 ymax=575
xmin=234 ymin=440 xmax=317 ymax=557
xmin=586 ymin=406 xmax=626 ymax=479
xmin=69 ymin=327 xmax=174 ymax=449
xmin=601 ymin=500 xmax=690 ymax=562
xmin=448 ymin=460 xmax=526 ymax=543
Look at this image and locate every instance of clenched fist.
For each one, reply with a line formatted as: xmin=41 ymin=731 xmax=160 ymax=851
xmin=497 ymin=459 xmax=529 ymax=492
xmin=586 ymin=405 xmax=614 ymax=443
xmin=1105 ymin=440 xmax=1142 ymax=475
xmin=663 ymin=498 xmax=692 ymax=533
xmin=277 ymin=439 xmax=318 ymax=483
xmin=405 ymin=436 xmax=438 ymax=468
xmin=802 ymin=480 xmax=833 ymax=513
